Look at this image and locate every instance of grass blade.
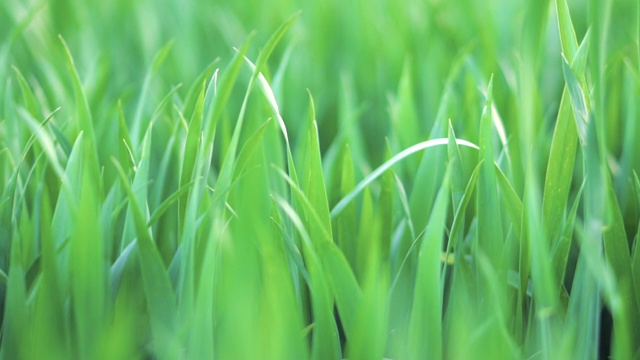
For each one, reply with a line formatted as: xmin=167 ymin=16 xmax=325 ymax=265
xmin=331 ymin=138 xmax=478 ymax=218
xmin=112 ymin=158 xmax=179 ymax=358
xmin=408 ymin=170 xmax=449 ymax=360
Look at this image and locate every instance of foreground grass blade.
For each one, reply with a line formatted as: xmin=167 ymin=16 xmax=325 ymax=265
xmin=0 ymin=230 xmax=28 ymax=360
xmin=275 ymin=198 xmax=341 ymax=360
xmin=408 ymin=170 xmax=449 ymax=359
xmin=112 ymin=158 xmax=179 ymax=358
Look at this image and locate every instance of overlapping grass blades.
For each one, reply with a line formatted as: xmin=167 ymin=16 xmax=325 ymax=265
xmin=1 ymin=1 xmax=640 ymax=359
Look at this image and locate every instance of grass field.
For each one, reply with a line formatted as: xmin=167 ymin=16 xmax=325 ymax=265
xmin=1 ymin=0 xmax=640 ymax=358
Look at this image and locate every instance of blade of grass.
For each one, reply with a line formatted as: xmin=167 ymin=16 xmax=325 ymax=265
xmin=58 ymin=35 xmax=100 ymax=184
xmin=121 ymin=124 xmax=153 ymax=250
xmin=130 ymin=40 xmax=174 ymax=144
xmin=408 ymin=170 xmax=449 ymax=360
xmin=477 ymin=76 xmax=503 ymax=266
xmin=335 ymin=145 xmax=357 ymax=269
xmin=70 ymin=142 xmax=105 ymax=359
xmin=331 ymin=138 xmax=478 ymax=218
xmin=217 ymin=13 xmax=299 ymax=198
xmin=0 ymin=229 xmax=28 ymax=360
xmin=112 ymin=158 xmax=179 ymax=358
xmin=274 ymin=197 xmax=341 ymax=360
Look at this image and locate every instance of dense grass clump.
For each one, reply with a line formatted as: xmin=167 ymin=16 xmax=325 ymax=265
xmin=1 ymin=0 xmax=640 ymax=358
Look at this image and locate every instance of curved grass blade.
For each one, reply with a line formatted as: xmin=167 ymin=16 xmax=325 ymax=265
xmin=331 ymin=138 xmax=478 ymax=218
xmin=242 ymin=46 xmax=299 ymax=185
xmin=218 ymin=13 xmax=298 ymax=199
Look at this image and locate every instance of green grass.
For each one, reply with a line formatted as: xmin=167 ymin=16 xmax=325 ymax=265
xmin=1 ymin=0 xmax=640 ymax=358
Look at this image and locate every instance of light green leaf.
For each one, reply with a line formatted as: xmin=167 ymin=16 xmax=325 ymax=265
xmin=112 ymin=158 xmax=179 ymax=358
xmin=408 ymin=170 xmax=449 ymax=360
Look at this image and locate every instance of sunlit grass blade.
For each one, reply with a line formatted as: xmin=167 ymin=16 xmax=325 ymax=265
xmin=241 ymin=42 xmax=299 ymax=184
xmin=331 ymin=138 xmax=478 ymax=218
xmin=217 ymin=14 xmax=298 ymax=199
